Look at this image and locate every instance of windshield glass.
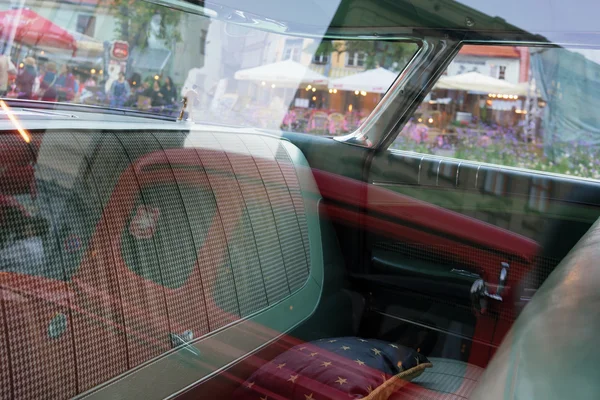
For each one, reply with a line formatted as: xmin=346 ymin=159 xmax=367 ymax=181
xmin=0 ymin=1 xmax=418 ymax=134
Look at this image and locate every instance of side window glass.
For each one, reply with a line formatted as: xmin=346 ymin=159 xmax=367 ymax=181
xmin=121 ymin=183 xmax=215 ymax=289
xmin=394 ymin=44 xmax=600 ymax=181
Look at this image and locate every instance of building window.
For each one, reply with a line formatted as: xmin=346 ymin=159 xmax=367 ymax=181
xmin=76 ymin=15 xmax=96 ymax=37
xmin=283 ymin=39 xmax=303 ymax=62
xmin=498 ymin=65 xmax=507 ymax=80
xmin=313 ymin=53 xmax=329 ymax=64
xmin=199 ymin=30 xmax=207 ymax=55
xmin=346 ymin=52 xmax=366 ymax=67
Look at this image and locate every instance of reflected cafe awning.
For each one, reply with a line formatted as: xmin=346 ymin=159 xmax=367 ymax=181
xmin=234 ymin=59 xmax=328 ymax=87
xmin=328 ymin=67 xmax=397 ymax=94
xmin=434 ymin=71 xmax=520 ymax=94
xmin=130 ymin=47 xmax=172 ymax=73
xmin=0 ymin=9 xmax=77 ymax=54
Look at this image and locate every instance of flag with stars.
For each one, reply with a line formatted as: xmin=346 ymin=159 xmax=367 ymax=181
xmin=233 ymin=337 xmax=432 ymax=400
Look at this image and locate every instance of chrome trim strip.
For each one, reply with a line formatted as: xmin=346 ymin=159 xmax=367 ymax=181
xmin=372 ymin=181 xmax=408 ymax=187
xmin=456 ymin=161 xmax=462 ymax=187
xmin=436 ymin=159 xmax=443 ymax=186
xmin=417 ymin=155 xmax=425 ymax=185
xmin=475 ymin=165 xmax=482 ymax=188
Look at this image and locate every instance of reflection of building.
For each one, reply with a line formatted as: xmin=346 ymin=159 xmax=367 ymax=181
xmin=446 ymin=45 xmax=530 ymax=84
xmin=1 ymin=0 xmax=116 ymax=43
xmin=1 ymin=0 xmax=214 ymax=86
xmin=170 ymin=13 xmax=211 ymax=85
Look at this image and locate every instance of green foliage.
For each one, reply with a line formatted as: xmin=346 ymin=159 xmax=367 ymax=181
xmin=111 ymin=0 xmax=182 ymax=48
xmin=313 ymin=40 xmax=337 ymax=56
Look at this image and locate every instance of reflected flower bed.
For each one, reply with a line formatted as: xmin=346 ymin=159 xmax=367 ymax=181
xmin=392 ymin=119 xmax=600 ymax=180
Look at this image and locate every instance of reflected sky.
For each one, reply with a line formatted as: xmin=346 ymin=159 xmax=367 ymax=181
xmin=457 ymin=0 xmax=600 ymax=63
xmin=457 ymin=0 xmax=598 ymax=33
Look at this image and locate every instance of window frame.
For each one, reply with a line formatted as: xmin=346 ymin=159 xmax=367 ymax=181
xmin=282 ymin=38 xmax=303 ymax=62
xmin=312 ymin=53 xmax=329 ymax=64
xmin=345 ymin=51 xmax=366 ymax=67
xmin=76 ymin=14 xmax=96 ymax=36
xmin=498 ymin=65 xmax=507 ymax=80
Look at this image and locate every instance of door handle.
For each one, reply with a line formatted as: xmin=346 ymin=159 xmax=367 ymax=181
xmin=169 ymin=330 xmax=201 ymax=357
xmin=470 ymin=262 xmax=509 ymax=314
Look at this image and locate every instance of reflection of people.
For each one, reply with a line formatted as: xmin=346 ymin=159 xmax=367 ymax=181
xmin=39 ymin=62 xmax=58 ymax=102
xmin=109 ymin=72 xmax=131 ymax=108
xmin=160 ymin=76 xmax=177 ymax=105
xmin=74 ymin=74 xmax=81 ymax=94
xmin=84 ymin=76 xmax=96 ymax=88
xmin=80 ymin=76 xmax=97 ymax=104
xmin=129 ymin=72 xmax=141 ymax=90
xmin=56 ymin=65 xmax=75 ymax=101
xmin=182 ymin=88 xmax=199 ymax=121
xmin=0 ymin=216 xmax=48 ymax=276
xmin=146 ymin=80 xmax=165 ymax=107
xmin=0 ymin=54 xmax=17 ymax=96
xmin=16 ymin=57 xmax=37 ymax=99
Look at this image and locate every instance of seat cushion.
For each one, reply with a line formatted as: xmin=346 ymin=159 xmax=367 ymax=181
xmin=233 ymin=337 xmax=432 ymax=399
xmin=390 ymin=358 xmax=483 ymax=399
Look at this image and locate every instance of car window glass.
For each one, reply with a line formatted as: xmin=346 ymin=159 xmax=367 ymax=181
xmin=1 ymin=1 xmax=418 ymax=135
xmin=122 ymin=182 xmax=215 ymax=289
xmin=394 ymin=44 xmax=600 ymax=180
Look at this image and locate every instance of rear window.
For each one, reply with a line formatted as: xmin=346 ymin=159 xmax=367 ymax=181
xmin=1 ymin=1 xmax=418 ymax=135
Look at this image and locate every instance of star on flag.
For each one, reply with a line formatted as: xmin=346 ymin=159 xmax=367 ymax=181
xmin=335 ymin=377 xmax=347 ymax=385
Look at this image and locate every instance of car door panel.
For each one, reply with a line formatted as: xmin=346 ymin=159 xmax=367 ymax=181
xmin=369 ymin=248 xmax=480 ymax=302
xmin=281 ymin=132 xmax=600 ymax=367
xmin=364 ymin=149 xmax=600 ymax=364
xmin=306 ymin=163 xmax=538 ymax=365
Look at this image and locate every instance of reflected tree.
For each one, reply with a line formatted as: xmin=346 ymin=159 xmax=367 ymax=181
xmin=112 ymin=0 xmax=183 ymax=72
xmin=313 ymin=40 xmax=417 ymax=72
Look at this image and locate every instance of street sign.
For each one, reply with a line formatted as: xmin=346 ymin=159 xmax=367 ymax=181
xmin=111 ymin=41 xmax=129 ymax=60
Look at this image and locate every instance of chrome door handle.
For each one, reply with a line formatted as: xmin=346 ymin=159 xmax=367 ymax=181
xmin=470 ymin=262 xmax=509 ymax=314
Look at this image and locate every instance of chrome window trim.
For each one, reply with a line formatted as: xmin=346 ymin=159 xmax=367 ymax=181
xmin=384 ymin=147 xmax=600 ymax=185
xmin=333 ymin=36 xmax=429 ymax=148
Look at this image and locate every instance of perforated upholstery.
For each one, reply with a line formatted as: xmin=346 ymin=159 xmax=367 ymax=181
xmin=0 ymin=129 xmax=316 ymax=398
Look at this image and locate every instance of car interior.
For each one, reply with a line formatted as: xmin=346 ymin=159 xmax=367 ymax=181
xmin=1 ymin=0 xmax=600 ymax=399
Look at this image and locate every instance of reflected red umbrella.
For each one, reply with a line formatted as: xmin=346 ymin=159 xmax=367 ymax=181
xmin=0 ymin=9 xmax=77 ymax=53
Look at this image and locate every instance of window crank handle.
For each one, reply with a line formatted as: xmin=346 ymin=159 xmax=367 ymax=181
xmin=497 ymin=262 xmax=510 ymax=297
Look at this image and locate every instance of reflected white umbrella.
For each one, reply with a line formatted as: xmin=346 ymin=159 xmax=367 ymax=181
xmin=435 ymin=71 xmax=520 ymax=94
xmin=234 ymin=59 xmax=328 ymax=87
xmin=328 ymin=67 xmax=398 ymax=94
